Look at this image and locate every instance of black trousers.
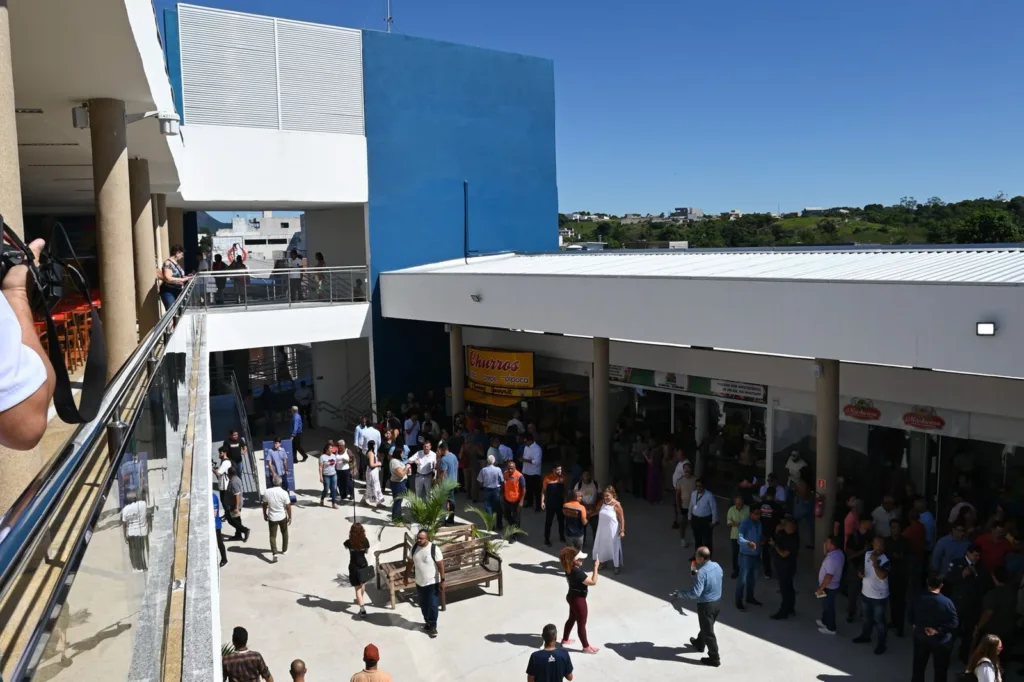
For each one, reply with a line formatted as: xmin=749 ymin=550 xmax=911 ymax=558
xmin=225 ymin=513 xmax=249 ymax=538
xmin=889 ymin=573 xmax=907 ymax=633
xmin=299 ymin=403 xmax=313 ymax=428
xmin=525 ymin=475 xmax=543 ymax=510
xmin=545 ymin=506 xmax=565 ymax=543
xmin=216 ymin=528 xmax=227 ymax=563
xmin=778 ymin=567 xmax=796 ymax=615
xmin=694 ymin=600 xmax=721 ymax=662
xmin=292 ymin=433 xmax=307 ymax=461
xmin=503 ymin=500 xmax=522 ymax=531
xmin=761 ymin=542 xmax=774 ymax=577
xmin=691 ymin=515 xmax=714 ymax=554
xmin=338 ymin=470 xmax=351 ymax=500
xmin=956 ymin=608 xmax=979 ymax=662
xmin=911 ymin=637 xmax=953 ymax=682
xmin=631 ymin=461 xmax=646 ymax=498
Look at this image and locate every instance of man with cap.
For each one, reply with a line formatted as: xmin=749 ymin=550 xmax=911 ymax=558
xmin=350 ymin=643 xmax=392 ymax=682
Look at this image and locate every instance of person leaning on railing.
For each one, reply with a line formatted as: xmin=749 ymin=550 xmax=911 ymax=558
xmin=0 ymin=237 xmax=56 ymax=450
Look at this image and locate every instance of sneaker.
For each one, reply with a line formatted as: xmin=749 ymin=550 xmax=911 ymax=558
xmin=560 ymin=639 xmax=576 ymax=646
xmin=544 ymin=540 xmax=552 ymax=547
xmin=358 ymin=608 xmax=367 ymax=619
xmin=242 ymin=530 xmax=250 ymax=543
xmin=770 ymin=612 xmax=787 ymax=620
xmin=815 ymin=619 xmax=825 ymax=628
xmin=614 ymin=567 xmax=621 ymax=575
xmin=818 ymin=626 xmax=836 ymax=636
xmin=700 ymin=658 xmax=721 ymax=667
xmin=735 ymin=603 xmax=746 ymax=612
xmin=427 ymin=628 xmax=438 ymax=639
xmin=281 ymin=550 xmax=288 ymax=556
xmin=272 ymin=554 xmax=278 ymax=563
xmin=582 ymin=646 xmax=599 ymax=654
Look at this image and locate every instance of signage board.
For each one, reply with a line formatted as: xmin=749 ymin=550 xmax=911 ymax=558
xmin=840 ymin=397 xmax=966 ymax=436
xmin=466 ymin=347 xmax=535 ymax=388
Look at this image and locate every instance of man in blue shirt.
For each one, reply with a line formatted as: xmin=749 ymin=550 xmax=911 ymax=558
xmin=477 ymin=454 xmax=505 ymax=531
xmin=265 ymin=438 xmax=290 ymax=491
xmin=438 ymin=441 xmax=459 ymax=525
xmin=914 ymin=497 xmax=937 ymax=552
xmin=910 ymin=572 xmax=958 ymax=682
xmin=688 ymin=479 xmax=719 ymax=553
xmin=736 ymin=507 xmax=764 ymax=610
xmin=931 ymin=523 xmax=969 ymax=577
xmin=526 ymin=624 xmax=573 ymax=682
xmin=290 ymin=405 xmax=307 ymax=462
xmin=672 ymin=546 xmax=723 ymax=667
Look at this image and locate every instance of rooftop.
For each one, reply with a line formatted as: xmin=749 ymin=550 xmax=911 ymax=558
xmin=389 ymin=247 xmax=1024 ymax=285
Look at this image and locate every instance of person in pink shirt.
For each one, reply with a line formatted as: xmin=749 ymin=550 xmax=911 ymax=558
xmin=843 ymin=494 xmax=861 ymax=548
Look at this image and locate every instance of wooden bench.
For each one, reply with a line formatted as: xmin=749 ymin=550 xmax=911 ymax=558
xmin=374 ymin=526 xmax=502 ymax=609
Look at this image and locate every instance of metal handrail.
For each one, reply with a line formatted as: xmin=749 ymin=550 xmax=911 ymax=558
xmin=191 ymin=264 xmax=369 ymax=310
xmin=197 ymin=265 xmax=367 ymax=277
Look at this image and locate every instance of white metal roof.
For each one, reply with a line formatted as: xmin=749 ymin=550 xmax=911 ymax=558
xmin=391 ymin=248 xmax=1024 ymax=285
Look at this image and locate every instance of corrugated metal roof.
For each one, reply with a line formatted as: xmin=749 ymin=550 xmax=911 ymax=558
xmin=390 ymin=248 xmax=1024 ymax=285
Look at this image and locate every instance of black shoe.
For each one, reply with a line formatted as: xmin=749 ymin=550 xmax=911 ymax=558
xmin=427 ymin=627 xmax=438 ymax=638
xmin=700 ymin=658 xmax=721 ymax=667
xmin=852 ymin=636 xmax=871 ymax=644
xmin=242 ymin=529 xmax=250 ymax=543
xmin=747 ymin=598 xmax=763 ymax=607
xmin=735 ymin=603 xmax=746 ymax=611
xmin=873 ymin=645 xmax=886 ymax=655
xmin=219 ymin=559 xmax=228 ymax=567
xmin=770 ymin=612 xmax=787 ymax=620
xmin=544 ymin=540 xmax=552 ymax=547
xmin=689 ymin=637 xmax=704 ymax=653
xmin=421 ymin=623 xmax=430 ymax=631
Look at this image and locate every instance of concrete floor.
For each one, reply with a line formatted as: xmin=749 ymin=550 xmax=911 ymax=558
xmin=218 ymin=436 xmax=936 ymax=682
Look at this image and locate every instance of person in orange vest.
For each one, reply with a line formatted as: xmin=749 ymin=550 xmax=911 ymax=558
xmin=563 ymin=489 xmax=589 ymax=551
xmin=501 ymin=459 xmax=526 ymax=542
xmin=542 ymin=464 xmax=568 ymax=547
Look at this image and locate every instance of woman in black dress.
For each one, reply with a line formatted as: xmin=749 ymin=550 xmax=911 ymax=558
xmin=344 ymin=523 xmax=372 ymax=617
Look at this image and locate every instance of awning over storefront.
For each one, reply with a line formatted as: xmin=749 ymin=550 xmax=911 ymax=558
xmin=464 ymin=387 xmax=520 ymax=408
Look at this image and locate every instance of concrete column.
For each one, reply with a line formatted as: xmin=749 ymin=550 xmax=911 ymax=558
xmin=153 ymin=193 xmax=169 ymax=263
xmin=0 ymin=1 xmax=22 ymax=236
xmin=90 ymin=98 xmax=137 ymax=380
xmin=694 ymin=398 xmax=709 ymax=478
xmin=167 ymin=207 xmax=184 ymax=252
xmin=592 ymin=337 xmax=610 ymax=488
xmin=128 ymin=158 xmax=159 ymax=335
xmin=814 ymin=358 xmax=840 ymax=547
xmin=449 ymin=324 xmax=465 ymax=418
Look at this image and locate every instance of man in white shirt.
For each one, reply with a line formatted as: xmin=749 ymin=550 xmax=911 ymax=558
xmin=420 ymin=411 xmax=440 ymax=444
xmin=409 ymin=441 xmax=437 ymax=499
xmin=121 ymin=490 xmax=149 ymax=572
xmin=214 ymin=450 xmax=232 ymax=504
xmin=287 ymin=249 xmax=304 ymax=301
xmin=404 ymin=529 xmax=444 ymax=637
xmin=871 ymin=496 xmax=899 ymax=538
xmin=0 ymin=237 xmax=56 ymax=450
xmin=263 ymin=476 xmax=292 ymax=562
xmin=354 ymin=416 xmax=372 ymax=454
xmin=294 ymin=381 xmax=314 ymax=428
xmin=404 ymin=413 xmax=420 ymax=449
xmin=785 ymin=451 xmax=807 ymax=487
xmin=853 ymin=535 xmax=890 ymax=655
xmin=522 ymin=432 xmax=544 ymax=512
xmin=507 ymin=410 xmax=525 ymax=435
xmin=337 ymin=440 xmax=353 ymax=501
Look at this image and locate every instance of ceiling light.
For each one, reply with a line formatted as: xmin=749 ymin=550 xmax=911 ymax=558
xmin=15 ymin=108 xmax=44 ymax=114
xmin=976 ymin=322 xmax=996 ymax=337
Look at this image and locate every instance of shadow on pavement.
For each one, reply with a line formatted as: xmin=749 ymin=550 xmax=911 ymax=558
xmin=228 ymin=546 xmax=275 ymax=564
xmin=485 ymin=632 xmax=544 ymax=648
xmin=605 ymin=641 xmax=698 ymax=664
xmin=508 ymin=560 xmax=563 ymax=576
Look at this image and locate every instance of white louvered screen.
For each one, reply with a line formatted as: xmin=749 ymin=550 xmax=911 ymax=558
xmin=276 ymin=20 xmax=364 ymax=135
xmin=178 ymin=5 xmax=280 ymax=129
xmin=176 ymin=5 xmax=364 ymax=136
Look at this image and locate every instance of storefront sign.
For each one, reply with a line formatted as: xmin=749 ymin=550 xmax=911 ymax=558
xmin=705 ymin=378 xmax=766 ymax=403
xmin=608 ymin=366 xmax=685 ymax=390
xmin=466 ymin=347 xmax=535 ymax=388
xmin=608 ymin=366 xmax=766 ymax=404
xmin=837 ymin=397 xmax=966 ymax=436
xmin=468 ymin=380 xmax=560 ymax=398
xmin=902 ymin=406 xmax=946 ymax=431
xmin=843 ymin=398 xmax=882 ymax=422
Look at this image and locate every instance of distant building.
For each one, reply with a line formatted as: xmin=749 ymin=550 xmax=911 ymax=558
xmin=670 ymin=207 xmax=704 ymax=221
xmin=624 ymin=240 xmax=689 ymax=250
xmin=721 ymin=209 xmax=743 ymax=221
xmin=802 ymin=207 xmax=826 ymax=216
xmin=213 ymin=214 xmax=305 ymax=267
xmin=621 ymin=213 xmax=652 ymax=225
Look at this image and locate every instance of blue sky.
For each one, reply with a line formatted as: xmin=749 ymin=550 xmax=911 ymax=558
xmin=163 ymin=0 xmax=1024 ymax=216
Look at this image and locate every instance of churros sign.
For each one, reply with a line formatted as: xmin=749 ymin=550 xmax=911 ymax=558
xmin=466 ymin=347 xmax=535 ymax=388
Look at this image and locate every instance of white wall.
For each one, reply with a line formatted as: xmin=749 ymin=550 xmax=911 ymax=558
xmin=311 ymin=337 xmax=372 ymax=432
xmin=382 ymin=272 xmax=1024 ymax=379
xmin=304 ymin=207 xmax=368 ymax=267
xmin=177 ymin=125 xmax=368 ymax=206
xmin=206 ymin=303 xmax=370 ymax=352
xmin=462 ymin=327 xmax=1024 ymax=420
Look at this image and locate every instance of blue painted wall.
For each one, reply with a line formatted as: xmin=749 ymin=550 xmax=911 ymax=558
xmin=159 ymin=8 xmax=184 ymax=122
xmin=362 ymin=31 xmax=559 ymax=408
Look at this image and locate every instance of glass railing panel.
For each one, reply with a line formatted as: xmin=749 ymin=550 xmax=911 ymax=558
xmin=190 ymin=265 xmax=369 ymax=310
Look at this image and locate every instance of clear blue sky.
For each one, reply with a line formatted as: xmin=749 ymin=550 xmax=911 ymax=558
xmin=160 ymin=0 xmax=1024 ymax=216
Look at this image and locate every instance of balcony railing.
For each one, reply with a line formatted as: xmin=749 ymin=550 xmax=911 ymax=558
xmin=190 ymin=265 xmax=369 ymax=310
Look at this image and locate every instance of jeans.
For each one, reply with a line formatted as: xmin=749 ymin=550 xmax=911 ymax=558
xmin=268 ymin=519 xmax=289 ymax=555
xmin=160 ymin=289 xmax=179 ymax=309
xmin=416 ymin=583 xmax=440 ymax=629
xmin=736 ymin=553 xmax=758 ymax=604
xmin=390 ymin=479 xmax=407 ymax=520
xmin=859 ymin=595 xmax=888 ymax=648
xmin=820 ymin=588 xmax=838 ymax=632
xmin=730 ymin=539 xmax=740 ymax=575
xmin=321 ymin=473 xmax=338 ymax=504
xmin=695 ymin=601 xmax=721 ymax=662
xmin=912 ymin=636 xmax=953 ymax=682
xmin=563 ymin=595 xmax=590 ymax=648
xmin=483 ymin=488 xmax=502 ymax=531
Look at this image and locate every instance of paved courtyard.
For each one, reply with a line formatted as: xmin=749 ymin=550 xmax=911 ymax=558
xmin=219 ymin=438 xmax=919 ymax=682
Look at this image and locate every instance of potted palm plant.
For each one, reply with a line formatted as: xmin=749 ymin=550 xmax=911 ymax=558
xmin=399 ymin=479 xmax=459 ymax=540
xmin=465 ymin=504 xmax=526 ymax=569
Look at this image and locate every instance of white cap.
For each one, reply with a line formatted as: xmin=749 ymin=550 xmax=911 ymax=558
xmin=576 ymin=551 xmax=588 ymax=561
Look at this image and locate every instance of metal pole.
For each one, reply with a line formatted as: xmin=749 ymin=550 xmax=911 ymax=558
xmin=386 ymin=0 xmax=392 ymax=32
xmin=106 ymin=418 xmax=129 ymax=462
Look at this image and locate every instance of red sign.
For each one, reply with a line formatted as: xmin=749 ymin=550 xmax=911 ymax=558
xmin=843 ymin=399 xmax=881 ymax=422
xmin=903 ymin=407 xmax=946 ymax=431
xmin=817 ymin=478 xmax=826 ymax=489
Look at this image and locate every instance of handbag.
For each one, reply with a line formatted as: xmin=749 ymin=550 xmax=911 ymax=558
xmin=355 ymin=565 xmax=375 ymax=585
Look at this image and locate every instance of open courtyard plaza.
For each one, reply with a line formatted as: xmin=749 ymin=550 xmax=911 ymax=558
xmin=222 ymin=433 xmax=910 ymax=682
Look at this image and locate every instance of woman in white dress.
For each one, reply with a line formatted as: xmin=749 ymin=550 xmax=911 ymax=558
xmin=363 ymin=441 xmax=385 ymax=509
xmin=591 ymin=486 xmax=626 ymax=574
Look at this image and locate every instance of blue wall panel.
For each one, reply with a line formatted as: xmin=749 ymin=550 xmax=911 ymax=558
xmin=362 ymin=31 xmax=558 ymax=408
xmin=160 ymin=8 xmax=184 ymax=122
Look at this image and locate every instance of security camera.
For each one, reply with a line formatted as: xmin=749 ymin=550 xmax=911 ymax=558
xmin=157 ymin=112 xmax=180 ymax=137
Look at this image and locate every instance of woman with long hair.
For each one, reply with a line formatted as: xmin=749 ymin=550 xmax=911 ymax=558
xmin=344 ymin=523 xmax=372 ymax=618
xmin=363 ymin=441 xmax=386 ymax=509
xmin=559 ymin=546 xmax=599 ymax=654
xmin=591 ymin=486 xmax=626 ymax=574
xmin=967 ymin=633 xmax=1002 ymax=682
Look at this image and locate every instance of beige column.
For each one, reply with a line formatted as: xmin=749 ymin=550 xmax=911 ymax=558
xmin=0 ymin=0 xmax=22 ymax=236
xmin=129 ymin=158 xmax=159 ymax=335
xmin=592 ymin=337 xmax=610 ymax=487
xmin=814 ymin=358 xmax=840 ymax=547
xmin=153 ymin=193 xmax=169 ymax=262
xmin=90 ymin=98 xmax=137 ymax=381
xmin=167 ymin=206 xmax=184 ymax=251
xmin=449 ymin=324 xmax=465 ymax=417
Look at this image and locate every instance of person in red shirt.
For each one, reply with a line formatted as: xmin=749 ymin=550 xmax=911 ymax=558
xmin=501 ymin=460 xmax=526 ymax=540
xmin=976 ymin=521 xmax=1012 ymax=572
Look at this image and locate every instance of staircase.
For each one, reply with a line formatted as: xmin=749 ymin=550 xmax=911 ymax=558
xmin=317 ymin=372 xmax=373 ymax=441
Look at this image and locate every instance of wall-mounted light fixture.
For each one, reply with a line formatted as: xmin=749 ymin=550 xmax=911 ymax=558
xmin=470 ymin=293 xmax=482 ymax=303
xmin=976 ymin=322 xmax=997 ymax=337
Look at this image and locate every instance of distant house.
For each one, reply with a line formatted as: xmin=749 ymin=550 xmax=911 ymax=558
xmin=720 ymin=209 xmax=743 ymax=221
xmin=670 ymin=207 xmax=705 ymax=221
xmin=621 ymin=213 xmax=651 ymax=225
xmin=624 ymin=240 xmax=689 ymax=250
xmin=802 ymin=207 xmax=826 ymax=216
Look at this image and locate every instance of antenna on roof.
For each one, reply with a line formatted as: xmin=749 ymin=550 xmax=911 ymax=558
xmin=385 ymin=0 xmax=393 ymax=33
